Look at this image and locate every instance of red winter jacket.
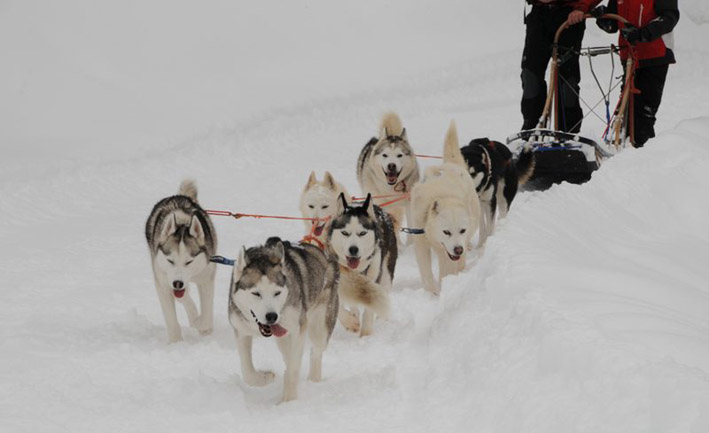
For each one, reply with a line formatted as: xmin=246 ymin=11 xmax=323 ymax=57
xmin=527 ymin=0 xmax=600 ymax=12
xmin=604 ymin=0 xmax=680 ymax=67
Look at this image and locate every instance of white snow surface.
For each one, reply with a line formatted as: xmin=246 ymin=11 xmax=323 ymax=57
xmin=2 ymin=2 xmax=709 ymax=432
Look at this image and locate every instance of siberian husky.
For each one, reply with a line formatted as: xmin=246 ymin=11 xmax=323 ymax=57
xmin=410 ymin=122 xmax=481 ymax=295
xmin=145 ymin=180 xmax=216 ymax=343
xmin=327 ymin=193 xmax=395 ymax=336
xmin=228 ymin=237 xmax=339 ymax=402
xmin=357 ymin=112 xmax=420 ymax=242
xmin=460 ymin=138 xmax=535 ymax=245
xmin=299 ymin=171 xmax=349 ymax=248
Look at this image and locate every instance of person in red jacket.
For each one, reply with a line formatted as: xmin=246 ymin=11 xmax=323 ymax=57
xmin=578 ymin=0 xmax=679 ymax=146
xmin=521 ymin=0 xmax=601 ymax=133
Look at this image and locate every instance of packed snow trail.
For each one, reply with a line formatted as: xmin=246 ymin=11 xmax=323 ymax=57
xmin=2 ymin=2 xmax=709 ymax=432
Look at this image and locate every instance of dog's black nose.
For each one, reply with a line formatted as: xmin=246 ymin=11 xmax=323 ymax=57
xmin=265 ymin=312 xmax=278 ymax=324
xmin=173 ymin=280 xmax=184 ymax=290
xmin=453 ymin=246 xmax=464 ymax=256
xmin=348 ymin=246 xmax=359 ymax=256
xmin=387 ymin=163 xmax=397 ymax=172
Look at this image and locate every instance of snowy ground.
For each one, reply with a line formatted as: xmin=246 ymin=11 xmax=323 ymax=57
xmin=2 ymin=2 xmax=709 ymax=432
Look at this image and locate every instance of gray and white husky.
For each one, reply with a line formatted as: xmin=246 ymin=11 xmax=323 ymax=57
xmin=357 ymin=112 xmax=420 ymax=242
xmin=228 ymin=237 xmax=339 ymax=402
xmin=327 ymin=193 xmax=396 ymax=336
xmin=145 ymin=180 xmax=216 ymax=343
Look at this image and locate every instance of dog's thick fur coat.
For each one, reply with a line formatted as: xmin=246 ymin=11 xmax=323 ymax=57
xmin=460 ymin=138 xmax=535 ymax=245
xmin=145 ymin=180 xmax=217 ymax=343
xmin=327 ymin=193 xmax=395 ymax=336
xmin=299 ymin=171 xmax=349 ymax=247
xmin=410 ymin=122 xmax=481 ymax=295
xmin=228 ymin=238 xmax=339 ymax=402
xmin=357 ymin=112 xmax=420 ymax=243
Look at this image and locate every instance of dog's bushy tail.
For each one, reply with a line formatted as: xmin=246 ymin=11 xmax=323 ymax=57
xmin=338 ymin=269 xmax=390 ymax=319
xmin=443 ymin=120 xmax=466 ymax=167
xmin=380 ymin=112 xmax=404 ymax=137
xmin=179 ymin=179 xmax=198 ymax=202
xmin=515 ymin=145 xmax=536 ymax=185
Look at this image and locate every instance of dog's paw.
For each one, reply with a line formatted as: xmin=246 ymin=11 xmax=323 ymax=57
xmin=339 ymin=310 xmax=360 ymax=333
xmin=307 ymin=370 xmax=322 ymax=382
xmin=424 ymin=283 xmax=441 ymax=297
xmin=243 ymin=370 xmax=275 ymax=387
xmin=167 ymin=334 xmax=183 ymax=344
xmin=281 ymin=389 xmax=298 ymax=403
xmin=359 ymin=329 xmax=372 ymax=338
xmin=194 ymin=316 xmax=213 ymax=336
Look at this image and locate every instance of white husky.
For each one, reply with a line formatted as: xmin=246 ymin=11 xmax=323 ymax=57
xmin=299 ymin=171 xmax=349 ymax=247
xmin=410 ymin=122 xmax=481 ymax=295
xmin=145 ymin=180 xmax=217 ymax=343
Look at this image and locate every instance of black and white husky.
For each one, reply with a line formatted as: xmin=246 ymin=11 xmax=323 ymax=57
xmin=327 ymin=193 xmax=396 ymax=336
xmin=460 ymin=138 xmax=535 ymax=245
xmin=228 ymin=237 xmax=339 ymax=402
xmin=145 ymin=180 xmax=216 ymax=343
xmin=357 ymin=112 xmax=420 ymax=243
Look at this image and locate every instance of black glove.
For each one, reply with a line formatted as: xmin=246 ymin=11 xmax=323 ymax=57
xmin=621 ymin=25 xmax=643 ymax=44
xmin=593 ymin=6 xmax=618 ymax=33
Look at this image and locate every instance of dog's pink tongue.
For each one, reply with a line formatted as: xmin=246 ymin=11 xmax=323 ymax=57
xmin=347 ymin=257 xmax=360 ymax=269
xmin=173 ymin=289 xmax=185 ymax=298
xmin=271 ymin=324 xmax=288 ymax=337
xmin=314 ymin=225 xmax=324 ymax=236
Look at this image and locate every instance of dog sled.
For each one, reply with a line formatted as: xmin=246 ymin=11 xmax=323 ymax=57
xmin=506 ymin=13 xmax=636 ymax=184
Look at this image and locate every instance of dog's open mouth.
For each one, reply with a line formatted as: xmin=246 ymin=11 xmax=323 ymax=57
xmin=446 ymin=251 xmax=462 ymax=262
xmin=312 ymin=223 xmax=326 ymax=236
xmin=346 ymin=256 xmax=360 ymax=269
xmin=173 ymin=289 xmax=186 ymax=298
xmin=251 ymin=311 xmax=287 ymax=338
xmin=384 ymin=169 xmax=400 ymax=185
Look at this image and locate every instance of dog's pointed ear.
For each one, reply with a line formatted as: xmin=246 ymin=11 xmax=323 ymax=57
xmin=336 ymin=192 xmax=348 ymax=215
xmin=379 ymin=126 xmax=388 ymax=140
xmin=273 ymin=242 xmax=286 ymax=264
xmin=363 ymin=193 xmax=375 ymax=218
xmin=400 ymin=128 xmax=408 ymax=141
xmin=323 ymin=171 xmax=336 ymax=190
xmin=189 ymin=215 xmax=205 ymax=243
xmin=305 ymin=171 xmax=318 ymax=189
xmin=160 ymin=214 xmax=178 ymax=240
xmin=481 ymin=149 xmax=491 ymax=173
xmin=234 ymin=246 xmax=248 ymax=280
xmin=430 ymin=201 xmax=439 ymax=216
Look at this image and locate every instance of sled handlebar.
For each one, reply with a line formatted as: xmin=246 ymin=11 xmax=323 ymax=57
xmin=540 ymin=13 xmax=635 ymax=145
xmin=554 ymin=14 xmax=631 ymax=46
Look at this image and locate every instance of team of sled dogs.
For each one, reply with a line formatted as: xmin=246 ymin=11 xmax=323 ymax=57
xmin=145 ymin=112 xmax=535 ymax=402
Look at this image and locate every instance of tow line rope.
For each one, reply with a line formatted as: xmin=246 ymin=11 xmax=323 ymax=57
xmin=205 ymin=210 xmax=325 ymax=222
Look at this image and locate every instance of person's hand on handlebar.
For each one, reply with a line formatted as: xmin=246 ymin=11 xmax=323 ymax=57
xmin=567 ymin=10 xmax=585 ymax=26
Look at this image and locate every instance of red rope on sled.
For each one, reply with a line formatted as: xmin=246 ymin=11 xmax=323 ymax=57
xmin=205 ymin=209 xmax=327 ymax=223
xmin=415 ymin=154 xmax=442 ymax=159
xmin=378 ymin=194 xmax=410 ymax=208
xmin=350 ymin=193 xmax=401 ymax=202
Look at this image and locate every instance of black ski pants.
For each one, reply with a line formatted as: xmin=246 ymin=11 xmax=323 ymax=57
xmin=632 ymin=64 xmax=669 ymax=147
xmin=521 ymin=6 xmax=585 ymax=133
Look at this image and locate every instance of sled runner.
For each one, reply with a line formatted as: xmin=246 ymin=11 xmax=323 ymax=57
xmin=507 ymin=13 xmax=635 ymax=184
